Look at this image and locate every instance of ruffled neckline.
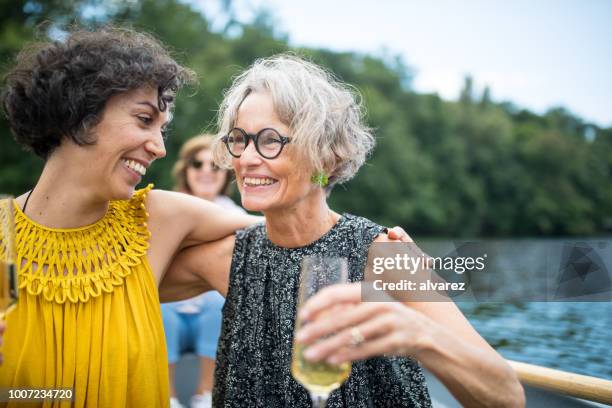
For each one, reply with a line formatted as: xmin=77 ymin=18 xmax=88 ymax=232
xmin=14 ymin=184 xmax=153 ymax=304
xmin=13 ymin=199 xmax=110 ymax=232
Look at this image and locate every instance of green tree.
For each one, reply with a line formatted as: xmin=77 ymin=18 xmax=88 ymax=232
xmin=1 ymin=0 xmax=610 ymax=237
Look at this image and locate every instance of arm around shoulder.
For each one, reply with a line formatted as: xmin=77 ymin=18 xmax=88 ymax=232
xmin=159 ymin=234 xmax=236 ymax=302
xmin=146 ymin=189 xmax=261 ymax=250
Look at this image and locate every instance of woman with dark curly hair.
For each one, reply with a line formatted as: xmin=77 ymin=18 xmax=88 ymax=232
xmin=0 ymin=27 xmax=264 ymax=408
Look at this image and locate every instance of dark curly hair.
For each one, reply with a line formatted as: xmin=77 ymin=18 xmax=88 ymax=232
xmin=1 ymin=27 xmax=196 ymax=158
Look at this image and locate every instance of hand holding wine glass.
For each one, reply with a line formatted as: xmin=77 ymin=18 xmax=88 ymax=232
xmin=292 ymin=255 xmax=351 ymax=408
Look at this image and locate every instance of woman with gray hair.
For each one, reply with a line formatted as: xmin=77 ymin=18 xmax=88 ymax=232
xmin=161 ymin=54 xmax=525 ymax=407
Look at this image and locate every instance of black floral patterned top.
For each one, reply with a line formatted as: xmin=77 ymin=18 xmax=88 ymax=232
xmin=213 ymin=214 xmax=432 ymax=407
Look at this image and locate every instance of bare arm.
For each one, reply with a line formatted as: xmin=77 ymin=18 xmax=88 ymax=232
xmin=148 ymin=189 xmax=260 ymax=248
xmin=375 ymin=235 xmax=524 ymax=406
xmin=406 ymin=297 xmax=524 ymax=407
xmin=145 ymin=189 xmax=260 ymax=281
xmin=158 ymin=234 xmax=236 ymax=302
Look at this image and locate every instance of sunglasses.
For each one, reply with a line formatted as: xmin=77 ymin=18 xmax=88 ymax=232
xmin=189 ymin=159 xmax=221 ymax=172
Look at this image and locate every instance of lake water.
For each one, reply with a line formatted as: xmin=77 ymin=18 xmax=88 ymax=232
xmin=458 ymin=301 xmax=611 ymax=380
xmin=419 ymin=238 xmax=612 ymax=381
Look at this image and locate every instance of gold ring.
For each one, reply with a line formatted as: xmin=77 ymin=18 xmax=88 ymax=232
xmin=349 ymin=327 xmax=365 ymax=347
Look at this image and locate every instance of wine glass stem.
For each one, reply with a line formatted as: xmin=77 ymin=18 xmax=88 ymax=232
xmin=310 ymin=392 xmax=328 ymax=408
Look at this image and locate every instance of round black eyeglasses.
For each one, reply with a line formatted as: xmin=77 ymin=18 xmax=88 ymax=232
xmin=222 ymin=127 xmax=291 ymax=159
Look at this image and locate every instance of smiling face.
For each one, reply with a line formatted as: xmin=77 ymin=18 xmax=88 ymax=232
xmin=186 ymin=148 xmax=228 ymax=200
xmin=67 ymin=86 xmax=169 ymax=200
xmin=232 ymin=91 xmax=320 ymax=214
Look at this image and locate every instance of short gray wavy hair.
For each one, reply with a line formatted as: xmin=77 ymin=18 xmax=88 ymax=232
xmin=213 ymin=54 xmax=375 ymax=189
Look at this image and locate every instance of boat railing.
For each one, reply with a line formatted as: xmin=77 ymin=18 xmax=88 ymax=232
xmin=508 ymin=360 xmax=612 ymax=405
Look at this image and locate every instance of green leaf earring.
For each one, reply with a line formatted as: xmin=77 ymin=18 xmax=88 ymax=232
xmin=311 ymin=172 xmax=329 ymax=187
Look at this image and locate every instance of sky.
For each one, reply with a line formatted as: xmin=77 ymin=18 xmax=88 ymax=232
xmin=193 ymin=0 xmax=612 ymax=127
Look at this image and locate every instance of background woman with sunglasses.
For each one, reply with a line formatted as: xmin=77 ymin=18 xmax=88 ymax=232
xmin=163 ymin=134 xmax=245 ymax=408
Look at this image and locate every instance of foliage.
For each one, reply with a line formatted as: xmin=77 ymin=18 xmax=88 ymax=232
xmin=1 ymin=0 xmax=610 ymax=237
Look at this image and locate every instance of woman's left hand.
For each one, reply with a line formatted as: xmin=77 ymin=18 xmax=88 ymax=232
xmin=294 ymin=282 xmax=433 ymax=365
xmin=295 ymin=270 xmax=526 ymax=408
xmin=385 ymin=226 xmax=413 ymax=242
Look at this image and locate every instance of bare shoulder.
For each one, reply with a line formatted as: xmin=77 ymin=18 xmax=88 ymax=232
xmin=145 ymin=189 xmax=216 ymax=235
xmin=144 ymin=189 xmax=189 ymax=234
xmin=146 ymin=189 xmax=201 ymax=218
xmin=145 ymin=190 xmax=200 ymax=277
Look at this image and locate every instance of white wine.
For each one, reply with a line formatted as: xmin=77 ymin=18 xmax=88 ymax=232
xmin=294 ymin=256 xmax=350 ymax=407
xmin=291 ymin=342 xmax=351 ymax=395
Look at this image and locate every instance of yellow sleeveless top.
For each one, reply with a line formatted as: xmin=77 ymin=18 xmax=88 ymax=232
xmin=0 ymin=185 xmax=169 ymax=408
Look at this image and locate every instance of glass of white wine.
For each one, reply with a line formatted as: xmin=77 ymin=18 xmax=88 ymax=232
xmin=0 ymin=195 xmax=18 ymax=319
xmin=292 ymin=255 xmax=351 ymax=408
